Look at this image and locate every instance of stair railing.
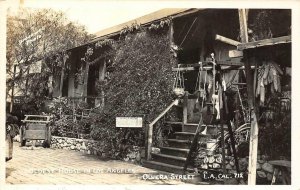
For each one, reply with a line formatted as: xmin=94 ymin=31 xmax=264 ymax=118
xmin=183 ymin=120 xmax=203 ymax=173
xmin=145 ymin=99 xmax=180 ymax=160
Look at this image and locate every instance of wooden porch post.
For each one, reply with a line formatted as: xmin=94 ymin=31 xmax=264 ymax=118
xmin=238 ymin=9 xmax=259 ymax=185
xmin=99 ymin=60 xmax=107 ymax=108
xmin=183 ymin=92 xmax=188 ymax=124
xmin=146 ymin=124 xmax=153 ymax=160
xmin=59 ymin=52 xmax=68 ymax=97
xmin=82 ymin=61 xmax=90 ymax=102
xmin=169 ymin=18 xmax=174 ymax=47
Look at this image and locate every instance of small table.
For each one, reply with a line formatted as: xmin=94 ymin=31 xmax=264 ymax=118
xmin=269 ymin=160 xmax=291 ymax=185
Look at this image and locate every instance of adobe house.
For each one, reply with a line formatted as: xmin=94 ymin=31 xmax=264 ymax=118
xmin=56 ymin=8 xmax=291 ymax=184
xmin=58 ymin=8 xmax=242 ymax=107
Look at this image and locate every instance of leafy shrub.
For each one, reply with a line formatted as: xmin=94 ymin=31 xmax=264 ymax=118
xmin=49 ymin=97 xmax=91 ymax=138
xmin=89 ymin=29 xmax=178 ymax=158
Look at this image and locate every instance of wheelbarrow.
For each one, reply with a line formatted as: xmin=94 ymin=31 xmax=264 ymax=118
xmin=20 ymin=115 xmax=52 ymax=148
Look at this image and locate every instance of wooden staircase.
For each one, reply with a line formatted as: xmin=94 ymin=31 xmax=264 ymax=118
xmin=143 ymin=122 xmax=221 ymax=174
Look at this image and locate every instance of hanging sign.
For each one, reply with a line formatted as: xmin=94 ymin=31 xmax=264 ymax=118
xmin=116 ymin=117 xmax=143 ymax=128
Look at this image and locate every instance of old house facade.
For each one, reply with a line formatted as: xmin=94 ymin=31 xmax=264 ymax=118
xmin=50 ymin=8 xmax=291 ymax=184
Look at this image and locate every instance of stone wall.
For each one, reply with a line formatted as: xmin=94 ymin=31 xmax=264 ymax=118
xmin=198 ymin=154 xmax=281 ymax=184
xmin=50 ymin=136 xmax=143 ymax=163
xmin=51 ymin=136 xmax=106 ymax=156
xmin=224 ymin=155 xmax=277 ymax=183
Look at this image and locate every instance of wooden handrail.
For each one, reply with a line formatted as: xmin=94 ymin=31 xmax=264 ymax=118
xmin=146 ymin=99 xmax=180 ymax=160
xmin=149 ymin=99 xmax=179 ymax=126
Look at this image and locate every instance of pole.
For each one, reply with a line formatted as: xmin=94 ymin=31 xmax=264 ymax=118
xmin=244 ymin=53 xmax=259 ymax=185
xmin=183 ymin=92 xmax=188 ymax=124
xmin=238 ymin=8 xmax=259 ymax=185
xmin=146 ymin=124 xmax=153 ymax=160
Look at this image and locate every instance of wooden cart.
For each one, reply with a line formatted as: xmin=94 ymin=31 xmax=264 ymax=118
xmin=20 ymin=115 xmax=52 ymax=148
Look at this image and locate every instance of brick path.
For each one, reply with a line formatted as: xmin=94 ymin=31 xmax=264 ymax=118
xmin=6 ymin=142 xmax=187 ymax=185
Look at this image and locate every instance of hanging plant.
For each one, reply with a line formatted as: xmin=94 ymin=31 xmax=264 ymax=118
xmin=120 ymin=22 xmax=142 ymax=37
xmin=95 ymin=39 xmax=115 ymax=49
xmin=147 ymin=18 xmax=171 ymax=31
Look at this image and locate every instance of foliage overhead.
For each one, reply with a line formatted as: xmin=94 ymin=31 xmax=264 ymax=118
xmin=7 ymin=8 xmax=92 ymax=112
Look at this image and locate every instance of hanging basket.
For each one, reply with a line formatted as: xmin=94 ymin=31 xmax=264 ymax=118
xmin=173 ymin=87 xmax=185 ymax=97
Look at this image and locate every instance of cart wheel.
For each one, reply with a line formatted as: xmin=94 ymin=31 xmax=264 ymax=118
xmin=19 ymin=126 xmax=26 ymax=147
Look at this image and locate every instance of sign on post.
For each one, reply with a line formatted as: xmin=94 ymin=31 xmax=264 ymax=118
xmin=116 ymin=117 xmax=143 ymax=128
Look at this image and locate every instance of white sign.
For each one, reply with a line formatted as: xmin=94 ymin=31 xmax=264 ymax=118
xmin=116 ymin=117 xmax=143 ymax=128
xmin=19 ymin=28 xmax=44 ymax=45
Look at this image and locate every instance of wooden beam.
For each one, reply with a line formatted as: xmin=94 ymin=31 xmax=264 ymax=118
xmin=238 ymin=9 xmax=259 ymax=185
xmin=237 ymin=35 xmax=291 ymax=51
xmin=169 ymin=19 xmax=174 ymax=46
xmin=215 ymin=34 xmax=241 ymax=46
xmin=229 ymin=50 xmax=243 ymax=58
xmin=238 ymin=9 xmax=249 ymax=43
xmin=245 ymin=53 xmax=259 ymax=185
xmin=146 ymin=124 xmax=152 ymax=160
xmin=183 ymin=93 xmax=188 ymax=124
xmin=172 ymin=65 xmax=255 ymax=71
xmin=178 ymin=60 xmax=243 ymax=67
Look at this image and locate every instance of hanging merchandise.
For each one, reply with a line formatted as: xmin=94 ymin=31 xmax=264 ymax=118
xmin=222 ymin=76 xmax=227 ymax=92
xmin=212 ymin=81 xmax=220 ymax=119
xmin=194 ymin=62 xmax=207 ymax=99
xmin=211 ymin=53 xmax=219 ymax=116
xmin=256 ymin=61 xmax=283 ymax=105
xmin=173 ymin=65 xmax=185 ymax=97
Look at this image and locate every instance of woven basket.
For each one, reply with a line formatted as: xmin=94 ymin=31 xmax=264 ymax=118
xmin=173 ymin=88 xmax=185 ymax=97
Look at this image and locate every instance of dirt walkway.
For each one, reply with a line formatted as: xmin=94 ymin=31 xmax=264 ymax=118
xmin=6 ymin=142 xmax=188 ymax=185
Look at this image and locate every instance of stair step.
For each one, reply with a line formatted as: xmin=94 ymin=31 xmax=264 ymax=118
xmin=161 ymin=146 xmax=189 ymax=152
xmin=183 ymin=125 xmax=200 ymax=133
xmin=152 ymin=153 xmax=186 ymax=161
xmin=151 ymin=153 xmax=186 ymax=167
xmin=167 ymin=139 xmax=190 ymax=143
xmin=165 ymin=121 xmax=200 ymax=126
xmin=164 ymin=121 xmax=183 ymax=125
xmin=174 ymin=132 xmax=195 ymax=140
xmin=160 ymin=147 xmax=190 ymax=157
xmin=175 ymin=132 xmax=196 ymax=135
xmin=167 ymin=139 xmax=192 ymax=149
xmin=183 ymin=124 xmax=228 ymax=133
xmin=142 ymin=160 xmax=194 ymax=174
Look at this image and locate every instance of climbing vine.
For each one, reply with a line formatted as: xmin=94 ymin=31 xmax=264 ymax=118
xmin=86 ymin=24 xmax=178 ymax=158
